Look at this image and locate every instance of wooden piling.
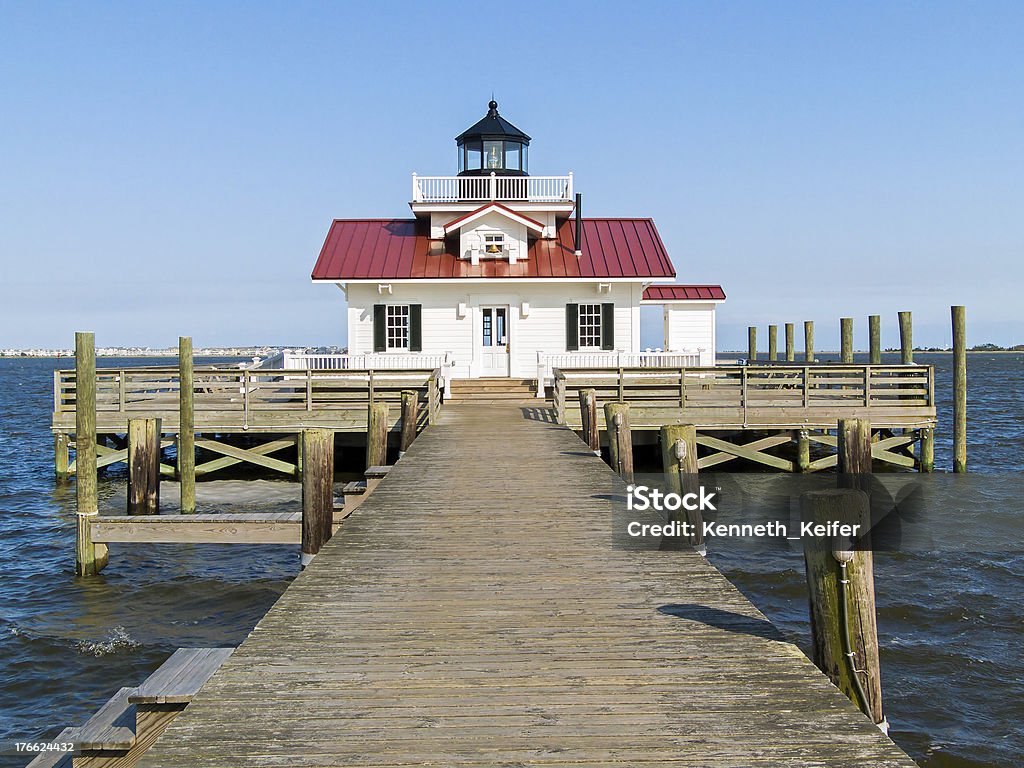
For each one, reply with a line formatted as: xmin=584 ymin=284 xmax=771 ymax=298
xmin=366 ymin=401 xmax=389 ymax=469
xmin=840 ymin=318 xmax=854 ymax=363
xmin=868 ymin=315 xmax=881 ymax=365
xmin=178 ymin=336 xmax=196 ymax=514
xmin=301 ymin=428 xmax=334 ymax=567
xmin=747 ymin=326 xmax=757 ymax=362
xmin=128 ymin=418 xmax=162 ymax=515
xmin=54 ymin=432 xmax=70 ymax=483
xmin=399 ymin=390 xmax=419 ymax=458
xmin=604 ymin=402 xmax=633 ymax=483
xmin=785 ymin=323 xmax=795 ymax=361
xmin=952 ymin=305 xmax=967 ymax=472
xmin=796 ymin=429 xmax=810 ymax=473
xmin=804 ymin=321 xmax=815 ymax=363
xmin=919 ymin=428 xmax=935 ymax=473
xmin=837 ymin=418 xmax=872 ymax=486
xmin=660 ymin=424 xmax=703 ymax=551
xmin=579 ymin=388 xmax=599 ymax=454
xmin=801 ymin=488 xmax=884 ymax=728
xmin=75 ymin=331 xmax=106 ymax=576
xmin=898 ymin=311 xmax=913 ymax=364
xmin=768 ymin=325 xmax=778 ymax=362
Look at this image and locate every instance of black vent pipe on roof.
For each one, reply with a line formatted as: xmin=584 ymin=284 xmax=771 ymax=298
xmin=574 ymin=192 xmax=583 ymax=257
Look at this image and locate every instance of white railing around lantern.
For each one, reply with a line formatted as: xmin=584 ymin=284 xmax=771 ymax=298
xmin=411 ymin=173 xmax=574 ymax=203
xmin=535 ymin=350 xmax=704 ymax=397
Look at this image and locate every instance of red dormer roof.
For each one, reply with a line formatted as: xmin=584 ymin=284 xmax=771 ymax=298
xmin=642 ymin=285 xmax=726 ymax=302
xmin=442 ymin=202 xmax=545 ymax=235
xmin=311 ymin=218 xmax=676 ymax=281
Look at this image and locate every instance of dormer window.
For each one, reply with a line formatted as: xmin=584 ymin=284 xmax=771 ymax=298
xmin=483 ymin=233 xmax=504 ymax=255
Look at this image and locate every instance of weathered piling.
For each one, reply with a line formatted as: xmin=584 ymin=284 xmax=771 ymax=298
xmin=178 ymin=336 xmax=196 ymax=514
xmin=75 ymin=331 xmax=106 ymax=576
xmin=898 ymin=311 xmax=913 ymax=364
xmin=801 ymin=488 xmax=884 ymax=729
xmin=840 ymin=318 xmax=854 ymax=363
xmin=366 ymin=401 xmax=389 ymax=468
xmin=795 ymin=429 xmax=810 ymax=473
xmin=301 ymin=428 xmax=334 ymax=567
xmin=952 ymin=305 xmax=967 ymax=472
xmin=128 ymin=418 xmax=162 ymax=515
xmin=837 ymin=418 xmax=872 ymax=484
xmin=660 ymin=424 xmax=703 ymax=552
xmin=785 ymin=323 xmax=795 ymax=361
xmin=920 ymin=428 xmax=935 ymax=473
xmin=868 ymin=315 xmax=881 ymax=365
xmin=579 ymin=388 xmax=600 ymax=454
xmin=55 ymin=432 xmax=70 ymax=483
xmin=768 ymin=325 xmax=778 ymax=361
xmin=604 ymin=402 xmax=633 ymax=483
xmin=399 ymin=390 xmax=419 ymax=458
xmin=804 ymin=321 xmax=815 ymax=362
xmin=747 ymin=326 xmax=757 ymax=362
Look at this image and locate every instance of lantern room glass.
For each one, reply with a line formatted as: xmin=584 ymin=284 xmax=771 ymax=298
xmin=483 ymin=141 xmax=503 ymax=170
xmin=464 ymin=141 xmax=482 ymax=172
xmin=505 ymin=142 xmax=521 ymax=171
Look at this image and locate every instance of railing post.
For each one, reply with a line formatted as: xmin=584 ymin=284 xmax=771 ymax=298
xmin=679 ymin=367 xmax=686 ymax=408
xmin=399 ymin=390 xmax=419 ymax=458
xmin=411 ymin=172 xmax=419 ymax=202
xmin=118 ymin=370 xmax=126 ymax=413
xmin=243 ymin=370 xmax=250 ymax=429
xmin=617 ymin=366 xmax=624 ymax=403
xmin=741 ymin=366 xmax=748 ymax=424
xmin=802 ymin=366 xmax=810 ymax=408
xmin=489 ymin=171 xmax=496 ymax=200
xmin=579 ymin=388 xmax=599 ymax=454
xmin=306 ymin=369 xmax=313 ymax=412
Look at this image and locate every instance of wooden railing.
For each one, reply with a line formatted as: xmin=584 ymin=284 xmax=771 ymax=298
xmin=411 ymin=173 xmax=573 ymax=203
xmin=552 ymin=364 xmax=935 ymax=429
xmin=54 ymin=367 xmax=443 ymax=429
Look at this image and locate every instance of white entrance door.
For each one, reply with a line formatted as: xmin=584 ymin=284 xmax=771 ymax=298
xmin=478 ymin=306 xmax=510 ymax=376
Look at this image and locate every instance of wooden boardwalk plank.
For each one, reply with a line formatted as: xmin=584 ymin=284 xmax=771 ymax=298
xmin=139 ymin=405 xmax=916 ymax=767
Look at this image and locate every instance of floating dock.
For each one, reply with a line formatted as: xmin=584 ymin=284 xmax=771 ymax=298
xmin=131 ymin=404 xmax=916 ymax=767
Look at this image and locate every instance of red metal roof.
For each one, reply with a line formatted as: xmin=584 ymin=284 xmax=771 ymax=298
xmin=642 ymin=285 xmax=726 ymax=302
xmin=311 ymin=218 xmax=676 ymax=280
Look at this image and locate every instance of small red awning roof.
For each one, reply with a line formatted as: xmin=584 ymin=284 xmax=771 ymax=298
xmin=311 ymin=218 xmax=676 ymax=281
xmin=642 ymin=284 xmax=726 ymax=302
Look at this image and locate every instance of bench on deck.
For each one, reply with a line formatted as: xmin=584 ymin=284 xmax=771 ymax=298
xmin=27 ymin=648 xmax=233 ymax=768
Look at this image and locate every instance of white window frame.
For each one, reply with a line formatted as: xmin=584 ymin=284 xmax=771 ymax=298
xmin=386 ymin=304 xmax=410 ymax=351
xmin=578 ymin=303 xmax=602 ymax=349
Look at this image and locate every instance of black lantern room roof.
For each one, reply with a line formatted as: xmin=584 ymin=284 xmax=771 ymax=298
xmin=456 ymin=100 xmax=531 ymax=144
xmin=456 ymin=100 xmax=531 ymax=177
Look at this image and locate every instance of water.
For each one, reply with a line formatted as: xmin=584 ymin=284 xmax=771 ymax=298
xmin=0 ymin=353 xmax=1021 ymax=766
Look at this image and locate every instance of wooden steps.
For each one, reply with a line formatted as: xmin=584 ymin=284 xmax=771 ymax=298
xmin=28 ymin=648 xmax=233 ymax=768
xmin=448 ymin=378 xmax=538 ymax=401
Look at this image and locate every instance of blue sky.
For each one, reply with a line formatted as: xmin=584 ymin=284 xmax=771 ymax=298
xmin=1 ymin=1 xmax=1020 ymax=350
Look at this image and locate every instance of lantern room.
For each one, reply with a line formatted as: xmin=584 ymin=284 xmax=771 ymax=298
xmin=456 ymin=100 xmax=530 ymax=176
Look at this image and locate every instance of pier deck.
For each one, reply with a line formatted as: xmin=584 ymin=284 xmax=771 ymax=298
xmin=138 ymin=405 xmax=915 ymax=767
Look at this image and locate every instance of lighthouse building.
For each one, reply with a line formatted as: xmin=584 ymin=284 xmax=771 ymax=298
xmin=310 ymin=101 xmax=725 ymax=389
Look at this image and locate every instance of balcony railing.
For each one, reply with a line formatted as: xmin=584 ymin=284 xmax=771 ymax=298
xmin=412 ymin=173 xmax=573 ymax=203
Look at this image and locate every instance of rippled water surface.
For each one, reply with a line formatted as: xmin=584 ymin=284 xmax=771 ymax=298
xmin=0 ymin=353 xmax=1021 ymax=766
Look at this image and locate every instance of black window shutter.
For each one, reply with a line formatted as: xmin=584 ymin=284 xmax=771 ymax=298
xmin=601 ymin=303 xmax=615 ymax=350
xmin=566 ymin=303 xmax=579 ymax=351
xmin=409 ymin=304 xmax=422 ymax=351
xmin=373 ymin=305 xmax=386 ymax=352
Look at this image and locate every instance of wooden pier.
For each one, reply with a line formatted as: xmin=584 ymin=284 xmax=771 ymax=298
xmin=554 ymin=364 xmax=937 ymax=472
xmin=52 ymin=366 xmax=443 ymax=478
xmin=131 ymin=404 xmax=916 ymax=767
